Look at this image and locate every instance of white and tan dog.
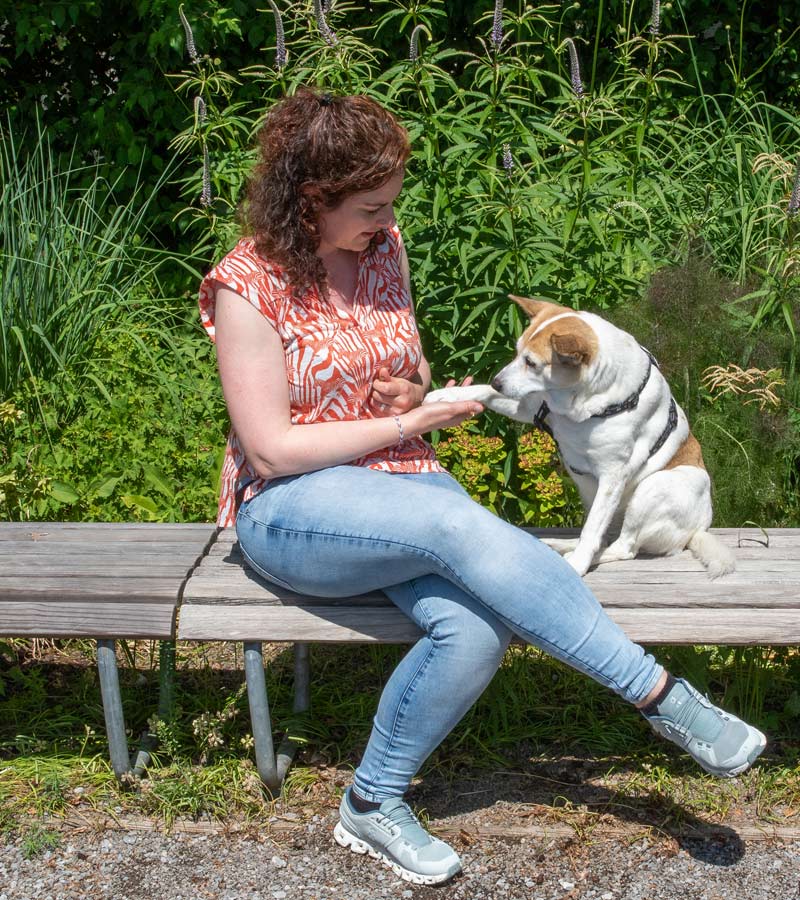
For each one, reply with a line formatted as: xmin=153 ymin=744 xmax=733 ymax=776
xmin=425 ymin=295 xmax=735 ymax=579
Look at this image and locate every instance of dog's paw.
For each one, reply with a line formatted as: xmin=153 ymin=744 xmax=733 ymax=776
xmin=424 ymin=385 xmax=495 ymax=405
xmin=564 ymin=550 xmax=591 ymax=577
xmin=424 ymin=387 xmax=463 ymax=404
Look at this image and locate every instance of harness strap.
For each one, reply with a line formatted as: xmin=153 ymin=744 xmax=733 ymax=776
xmin=590 ymin=348 xmax=655 ymax=419
xmin=649 ymin=398 xmax=678 ymax=458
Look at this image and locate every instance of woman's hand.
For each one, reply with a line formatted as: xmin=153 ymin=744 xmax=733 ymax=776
xmin=370 ymin=367 xmax=426 ymax=416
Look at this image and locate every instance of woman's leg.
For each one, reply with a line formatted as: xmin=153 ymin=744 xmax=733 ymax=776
xmin=237 ymin=465 xmax=663 ymax=705
xmin=237 ymin=465 xmax=764 ymax=884
xmin=353 ymin=574 xmax=513 ymax=801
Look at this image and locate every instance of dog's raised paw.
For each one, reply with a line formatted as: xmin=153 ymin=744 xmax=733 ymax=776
xmin=423 ymin=388 xmax=461 ymax=404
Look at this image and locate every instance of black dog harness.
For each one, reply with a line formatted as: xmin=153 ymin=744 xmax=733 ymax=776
xmin=532 ymin=347 xmax=679 ymax=468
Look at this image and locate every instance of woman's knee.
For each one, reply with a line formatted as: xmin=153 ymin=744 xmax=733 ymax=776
xmin=398 ymin=576 xmax=513 ymax=668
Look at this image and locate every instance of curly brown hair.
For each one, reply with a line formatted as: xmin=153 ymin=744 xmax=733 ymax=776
xmin=243 ymin=88 xmax=411 ymax=296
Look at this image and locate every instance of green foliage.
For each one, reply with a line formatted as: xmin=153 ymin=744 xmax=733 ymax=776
xmin=435 ymin=422 xmax=582 ymax=526
xmin=20 ymin=823 xmax=61 ymax=859
xmin=1 ymin=319 xmax=226 ymax=523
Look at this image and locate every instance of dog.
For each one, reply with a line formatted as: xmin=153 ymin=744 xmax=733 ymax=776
xmin=424 ymin=295 xmax=735 ymax=579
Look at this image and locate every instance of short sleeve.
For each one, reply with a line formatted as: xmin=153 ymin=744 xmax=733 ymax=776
xmin=198 ymin=239 xmax=287 ymax=343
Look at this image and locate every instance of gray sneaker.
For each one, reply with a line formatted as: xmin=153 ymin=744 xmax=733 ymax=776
xmin=644 ymin=679 xmax=767 ymax=777
xmin=334 ymin=790 xmax=461 ymax=885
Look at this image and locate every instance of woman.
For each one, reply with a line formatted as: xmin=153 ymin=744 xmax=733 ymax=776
xmin=199 ymin=88 xmax=765 ymax=887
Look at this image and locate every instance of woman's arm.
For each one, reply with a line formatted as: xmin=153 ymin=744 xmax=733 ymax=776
xmin=214 ymin=288 xmax=483 ymax=479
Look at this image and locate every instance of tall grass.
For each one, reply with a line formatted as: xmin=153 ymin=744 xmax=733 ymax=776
xmin=0 ymin=120 xmax=169 ymax=419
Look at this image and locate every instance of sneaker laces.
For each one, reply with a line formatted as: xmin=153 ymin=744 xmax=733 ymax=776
xmin=660 ymin=687 xmax=724 ymax=742
xmin=379 ymin=799 xmax=431 ymax=844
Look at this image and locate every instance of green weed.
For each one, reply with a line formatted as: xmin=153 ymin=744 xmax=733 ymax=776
xmin=20 ymin=823 xmax=61 ymax=860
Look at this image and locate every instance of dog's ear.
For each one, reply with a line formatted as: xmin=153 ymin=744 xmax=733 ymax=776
xmin=550 ymin=332 xmax=591 ymax=367
xmin=508 ymin=294 xmax=559 ymax=319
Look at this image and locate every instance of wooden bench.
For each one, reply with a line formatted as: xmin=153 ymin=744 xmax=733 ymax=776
xmin=0 ymin=522 xmax=216 ymax=779
xmin=3 ymin=522 xmax=798 ymax=790
xmin=179 ymin=525 xmax=800 ymax=789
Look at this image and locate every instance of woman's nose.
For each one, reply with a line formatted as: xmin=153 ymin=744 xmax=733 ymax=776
xmin=376 ymin=205 xmax=395 ymax=228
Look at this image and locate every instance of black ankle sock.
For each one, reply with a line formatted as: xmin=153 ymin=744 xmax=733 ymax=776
xmin=348 ymin=789 xmax=382 ymax=813
xmin=641 ymin=674 xmax=677 ymax=717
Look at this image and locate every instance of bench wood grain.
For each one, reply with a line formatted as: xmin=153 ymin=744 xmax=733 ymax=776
xmin=0 ymin=523 xmax=217 ymax=639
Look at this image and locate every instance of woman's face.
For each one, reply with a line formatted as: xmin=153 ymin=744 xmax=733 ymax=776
xmin=316 ymin=171 xmax=404 ymax=256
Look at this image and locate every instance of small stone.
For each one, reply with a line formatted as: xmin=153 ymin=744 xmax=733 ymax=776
xmin=271 ymin=856 xmax=287 ymax=868
xmin=559 ymin=882 xmax=575 ymax=890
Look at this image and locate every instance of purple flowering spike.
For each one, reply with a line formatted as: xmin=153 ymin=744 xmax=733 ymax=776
xmin=649 ymin=0 xmax=661 ymax=35
xmin=789 ymin=158 xmax=800 ymax=217
xmin=409 ymin=24 xmax=426 ymax=61
xmin=179 ymin=5 xmax=200 ymax=64
xmin=502 ymin=144 xmax=514 ymax=174
xmin=200 ymin=144 xmax=212 ymax=207
xmin=267 ymin=0 xmax=287 ymax=69
xmin=491 ymin=0 xmax=504 ymax=51
xmin=314 ymin=0 xmax=338 ymax=46
xmin=565 ymin=39 xmax=584 ymax=99
xmin=194 ymin=96 xmax=207 ymax=127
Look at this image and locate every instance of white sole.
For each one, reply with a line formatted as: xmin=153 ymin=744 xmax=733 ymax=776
xmin=333 ymin=821 xmax=461 ymax=886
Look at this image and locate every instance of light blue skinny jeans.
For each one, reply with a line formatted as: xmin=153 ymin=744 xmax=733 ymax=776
xmin=236 ymin=465 xmax=663 ymax=803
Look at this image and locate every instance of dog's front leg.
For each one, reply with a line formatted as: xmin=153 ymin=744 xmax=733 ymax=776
xmin=424 ymin=385 xmax=532 ymax=423
xmin=565 ymin=474 xmax=628 ymax=576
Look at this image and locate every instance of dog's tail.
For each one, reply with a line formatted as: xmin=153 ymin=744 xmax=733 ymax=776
xmin=687 ymin=530 xmax=736 ymax=579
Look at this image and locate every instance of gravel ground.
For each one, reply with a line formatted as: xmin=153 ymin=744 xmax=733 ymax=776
xmin=3 ymin=811 xmax=800 ymax=900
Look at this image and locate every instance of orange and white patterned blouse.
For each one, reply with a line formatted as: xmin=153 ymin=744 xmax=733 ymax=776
xmin=199 ymin=225 xmax=444 ymax=526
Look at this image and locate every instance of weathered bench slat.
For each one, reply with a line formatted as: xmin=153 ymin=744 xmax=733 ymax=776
xmin=205 ymin=527 xmax=800 ymax=560
xmin=183 ymin=565 xmax=800 ymax=605
xmin=0 ymin=601 xmax=180 ymax=639
xmin=188 ymin=555 xmax=800 ymax=582
xmin=0 ymin=563 xmax=206 ymax=577
xmin=177 ymin=603 xmax=800 ymax=645
xmin=0 ymin=576 xmax=197 ymax=599
xmin=0 ymin=523 xmax=216 ymax=542
xmin=0 ymin=524 xmax=218 ymax=639
xmin=0 ymin=543 xmax=214 ymax=560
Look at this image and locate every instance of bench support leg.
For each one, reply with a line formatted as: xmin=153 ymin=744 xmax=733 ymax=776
xmin=244 ymin=641 xmax=311 ymax=792
xmin=131 ymin=639 xmax=177 ymax=779
xmin=96 ymin=639 xmax=131 ymax=779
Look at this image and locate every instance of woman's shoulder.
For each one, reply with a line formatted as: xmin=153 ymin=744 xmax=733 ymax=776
xmin=208 ymin=237 xmax=286 ymax=287
xmin=199 ymin=238 xmax=290 ymax=337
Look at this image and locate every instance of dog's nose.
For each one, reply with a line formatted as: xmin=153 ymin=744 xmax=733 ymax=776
xmin=491 ymin=375 xmax=504 ymax=393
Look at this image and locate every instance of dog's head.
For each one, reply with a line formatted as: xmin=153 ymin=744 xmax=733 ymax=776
xmin=491 ymin=295 xmax=598 ymax=399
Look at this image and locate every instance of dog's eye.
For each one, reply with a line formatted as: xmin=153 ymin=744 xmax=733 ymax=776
xmin=524 ymin=357 xmax=540 ymax=371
